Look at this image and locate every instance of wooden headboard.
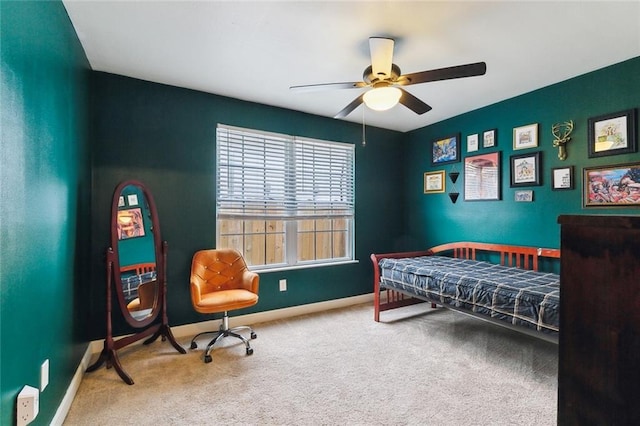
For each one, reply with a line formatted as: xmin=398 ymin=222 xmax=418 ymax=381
xmin=427 ymin=242 xmax=560 ymax=271
xmin=121 ymin=262 xmax=156 ymax=275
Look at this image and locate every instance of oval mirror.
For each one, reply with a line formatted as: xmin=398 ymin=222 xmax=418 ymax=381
xmin=111 ymin=180 xmax=162 ymax=328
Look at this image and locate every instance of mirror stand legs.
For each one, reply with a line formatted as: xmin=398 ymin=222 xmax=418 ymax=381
xmin=144 ymin=323 xmax=187 ymax=354
xmin=86 ymin=346 xmax=134 ymax=385
xmin=86 ymin=323 xmax=186 ymax=385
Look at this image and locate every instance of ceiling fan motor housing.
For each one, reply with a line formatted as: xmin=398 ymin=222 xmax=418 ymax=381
xmin=363 ymin=64 xmax=402 ymax=85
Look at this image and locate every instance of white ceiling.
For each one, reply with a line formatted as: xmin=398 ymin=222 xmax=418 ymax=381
xmin=63 ymin=1 xmax=640 ymax=133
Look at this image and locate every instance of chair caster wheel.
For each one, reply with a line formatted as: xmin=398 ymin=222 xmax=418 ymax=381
xmin=190 ymin=341 xmax=197 ymax=350
xmin=250 ymin=332 xmax=257 ymax=339
xmin=204 ymin=355 xmax=212 ymax=363
xmin=246 ymin=347 xmax=254 ymax=356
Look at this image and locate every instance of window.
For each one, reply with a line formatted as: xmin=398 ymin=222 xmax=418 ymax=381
xmin=216 ymin=125 xmax=355 ymax=270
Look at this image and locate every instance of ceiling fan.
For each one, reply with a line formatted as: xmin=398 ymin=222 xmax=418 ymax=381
xmin=290 ymin=37 xmax=487 ymax=118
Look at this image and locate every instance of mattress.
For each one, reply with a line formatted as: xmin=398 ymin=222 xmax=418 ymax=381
xmin=379 ymin=255 xmax=560 ymax=334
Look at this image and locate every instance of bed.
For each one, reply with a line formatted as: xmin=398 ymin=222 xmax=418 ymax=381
xmin=120 ymin=263 xmax=157 ymax=311
xmin=370 ymin=242 xmax=561 ymax=342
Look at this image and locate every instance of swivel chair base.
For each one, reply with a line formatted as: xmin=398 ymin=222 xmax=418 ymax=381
xmin=190 ymin=311 xmax=257 ymax=363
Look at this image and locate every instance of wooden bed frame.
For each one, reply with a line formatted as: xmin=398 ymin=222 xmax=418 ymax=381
xmin=370 ymin=242 xmax=561 ymax=341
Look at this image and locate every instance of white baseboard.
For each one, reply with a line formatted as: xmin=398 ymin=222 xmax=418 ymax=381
xmin=50 ymin=343 xmax=95 ymax=425
xmin=170 ymin=293 xmax=373 ymax=343
xmin=55 ymin=293 xmax=373 ymax=423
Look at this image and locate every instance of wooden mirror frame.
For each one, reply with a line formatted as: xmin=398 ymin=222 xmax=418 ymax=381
xmin=87 ymin=180 xmax=185 ymax=384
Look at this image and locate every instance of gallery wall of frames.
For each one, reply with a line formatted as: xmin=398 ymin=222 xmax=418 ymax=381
xmin=406 ymin=57 xmax=640 ymax=250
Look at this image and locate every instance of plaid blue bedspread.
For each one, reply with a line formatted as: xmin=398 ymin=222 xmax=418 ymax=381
xmin=379 ymin=256 xmax=559 ymax=334
xmin=121 ymin=271 xmax=157 ymax=303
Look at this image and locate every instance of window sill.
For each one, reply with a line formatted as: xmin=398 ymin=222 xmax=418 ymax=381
xmin=253 ymin=259 xmax=359 ymax=274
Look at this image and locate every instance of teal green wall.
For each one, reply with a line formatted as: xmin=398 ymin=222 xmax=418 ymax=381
xmin=89 ymin=72 xmax=406 ymax=338
xmin=404 ymin=57 xmax=640 ymax=250
xmin=0 ymin=1 xmax=91 ymax=425
xmin=2 ymin=2 xmax=639 ymax=423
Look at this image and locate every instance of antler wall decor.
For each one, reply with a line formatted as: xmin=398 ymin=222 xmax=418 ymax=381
xmin=552 ymin=120 xmax=574 ymax=160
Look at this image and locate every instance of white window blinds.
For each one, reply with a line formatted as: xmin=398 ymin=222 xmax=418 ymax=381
xmin=216 ymin=125 xmax=355 ymax=220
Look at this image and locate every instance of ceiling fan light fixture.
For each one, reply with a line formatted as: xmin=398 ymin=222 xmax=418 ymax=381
xmin=363 ymin=86 xmax=401 ymax=111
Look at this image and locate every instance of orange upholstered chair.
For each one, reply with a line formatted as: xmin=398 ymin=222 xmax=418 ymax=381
xmin=125 ymin=280 xmax=157 ymax=312
xmin=122 ymin=263 xmax=157 ymax=313
xmin=189 ymin=249 xmax=259 ymax=363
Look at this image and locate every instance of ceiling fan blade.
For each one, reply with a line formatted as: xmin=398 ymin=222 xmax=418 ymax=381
xmin=334 ymin=94 xmax=364 ymax=119
xmin=290 ymin=81 xmax=367 ymax=93
xmin=398 ymin=88 xmax=432 ymax=115
xmin=398 ymin=62 xmax=487 ymax=86
xmin=369 ymin=37 xmax=394 ymax=80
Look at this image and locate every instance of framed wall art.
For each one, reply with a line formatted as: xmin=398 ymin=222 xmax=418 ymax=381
xmin=127 ymin=194 xmax=139 ymax=206
xmin=424 ymin=170 xmax=445 ymax=194
xmin=467 ymin=134 xmax=479 ymax=153
xmin=552 ymin=166 xmax=574 ymax=190
xmin=513 ymin=123 xmax=538 ymax=150
xmin=510 ymin=151 xmax=541 ymax=187
xmin=483 ymin=129 xmax=497 ymax=148
xmin=464 ymin=151 xmax=501 ymax=201
xmin=431 ymin=133 xmax=460 ymax=165
xmin=117 ymin=208 xmax=146 ymax=240
xmin=587 ymin=109 xmax=637 ymax=158
xmin=583 ymin=162 xmax=640 ymax=207
xmin=515 ymin=190 xmax=533 ymax=202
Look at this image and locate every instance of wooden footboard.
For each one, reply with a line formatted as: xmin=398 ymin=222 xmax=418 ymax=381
xmin=370 ymin=242 xmax=560 ymax=322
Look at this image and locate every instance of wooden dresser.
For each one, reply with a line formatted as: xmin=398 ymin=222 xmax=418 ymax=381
xmin=557 ymin=215 xmax=640 ymax=425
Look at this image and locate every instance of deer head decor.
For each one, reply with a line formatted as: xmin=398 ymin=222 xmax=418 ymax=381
xmin=552 ymin=120 xmax=574 ymax=161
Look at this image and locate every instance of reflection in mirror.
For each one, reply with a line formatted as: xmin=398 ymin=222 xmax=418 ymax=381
xmin=121 ymin=263 xmax=157 ymax=321
xmin=116 ymin=185 xmax=158 ymax=322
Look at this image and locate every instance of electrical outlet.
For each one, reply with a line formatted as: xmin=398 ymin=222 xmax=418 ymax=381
xmin=41 ymin=359 xmax=49 ymax=391
xmin=279 ymin=279 xmax=287 ymax=291
xmin=17 ymin=385 xmax=39 ymax=426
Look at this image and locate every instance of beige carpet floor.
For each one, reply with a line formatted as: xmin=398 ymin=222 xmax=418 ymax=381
xmin=63 ymin=303 xmax=558 ymax=425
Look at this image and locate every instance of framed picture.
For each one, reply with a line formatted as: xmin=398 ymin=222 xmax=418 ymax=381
xmin=515 ymin=190 xmax=533 ymax=202
xmin=587 ymin=109 xmax=637 ymax=158
xmin=424 ymin=170 xmax=445 ymax=194
xmin=467 ymin=134 xmax=479 ymax=153
xmin=552 ymin=166 xmax=574 ymax=190
xmin=431 ymin=133 xmax=460 ymax=165
xmin=510 ymin=151 xmax=541 ymax=187
xmin=483 ymin=129 xmax=497 ymax=148
xmin=117 ymin=208 xmax=146 ymax=240
xmin=583 ymin=162 xmax=640 ymax=207
xmin=464 ymin=151 xmax=501 ymax=201
xmin=513 ymin=123 xmax=538 ymax=150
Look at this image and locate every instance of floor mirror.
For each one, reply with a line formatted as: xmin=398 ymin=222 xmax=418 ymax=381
xmin=87 ymin=180 xmax=185 ymax=384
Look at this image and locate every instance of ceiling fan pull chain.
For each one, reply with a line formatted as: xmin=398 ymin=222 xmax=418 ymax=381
xmin=362 ymin=105 xmax=366 ymax=147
